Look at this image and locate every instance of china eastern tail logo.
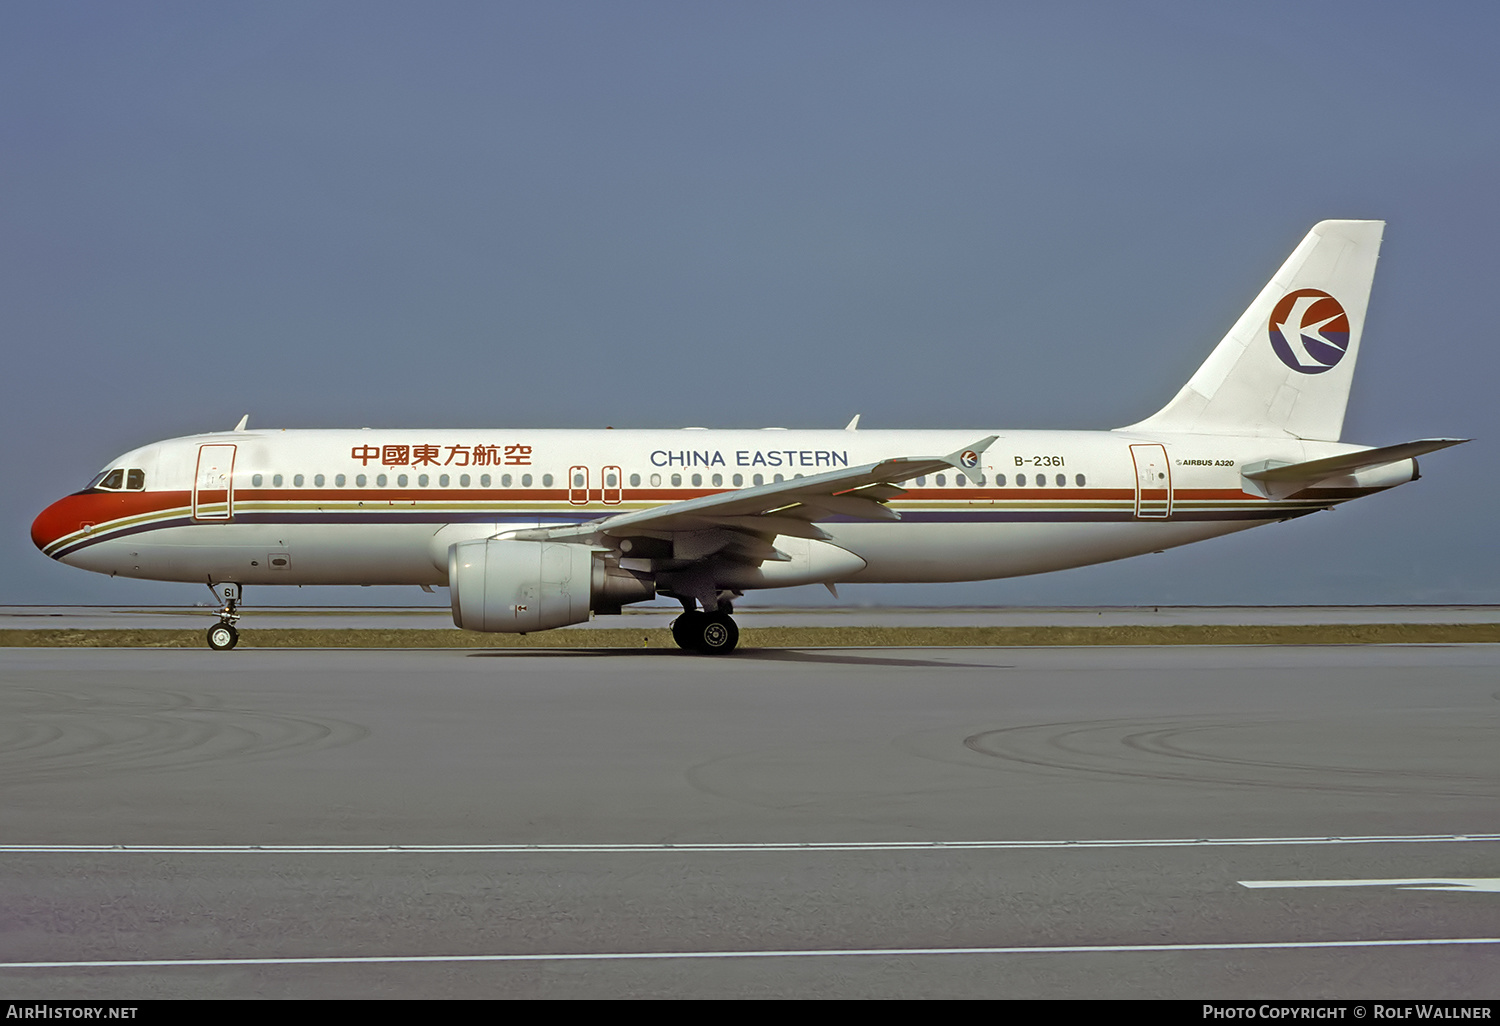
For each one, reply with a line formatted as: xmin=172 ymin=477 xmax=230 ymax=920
xmin=1268 ymin=289 xmax=1350 ymax=374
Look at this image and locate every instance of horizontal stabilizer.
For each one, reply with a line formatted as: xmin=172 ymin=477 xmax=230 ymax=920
xmin=1242 ymin=438 xmax=1468 ymax=486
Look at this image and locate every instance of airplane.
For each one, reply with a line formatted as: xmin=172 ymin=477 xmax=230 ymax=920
xmin=31 ymin=220 xmax=1466 ymax=654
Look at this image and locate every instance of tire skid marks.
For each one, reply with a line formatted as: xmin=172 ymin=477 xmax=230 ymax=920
xmin=0 ymin=684 xmax=367 ymax=783
xmin=963 ymin=715 xmax=1500 ymax=798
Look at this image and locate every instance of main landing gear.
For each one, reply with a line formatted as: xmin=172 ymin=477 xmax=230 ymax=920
xmin=205 ymin=582 xmax=242 ymax=651
xmin=670 ymin=600 xmax=740 ymax=655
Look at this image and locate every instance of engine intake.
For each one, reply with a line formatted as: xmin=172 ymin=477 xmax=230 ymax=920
xmin=448 ymin=539 xmax=654 ymax=633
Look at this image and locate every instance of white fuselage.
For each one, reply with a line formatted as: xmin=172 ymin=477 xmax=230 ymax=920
xmin=34 ymin=426 xmax=1408 ymax=594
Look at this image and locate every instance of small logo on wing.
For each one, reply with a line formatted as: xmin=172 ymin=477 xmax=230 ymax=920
xmin=1269 ymin=289 xmax=1350 ymax=374
xmin=959 ymin=450 xmax=979 ymax=469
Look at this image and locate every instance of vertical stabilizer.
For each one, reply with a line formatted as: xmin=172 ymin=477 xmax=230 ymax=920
xmin=1121 ymin=220 xmax=1384 ymax=440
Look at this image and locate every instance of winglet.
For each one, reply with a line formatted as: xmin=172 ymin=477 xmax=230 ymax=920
xmin=233 ymin=414 xmax=249 ymax=432
xmin=844 ymin=414 xmax=860 ymax=432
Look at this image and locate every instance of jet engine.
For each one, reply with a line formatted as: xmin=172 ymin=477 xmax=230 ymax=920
xmin=448 ymin=539 xmax=654 ymax=633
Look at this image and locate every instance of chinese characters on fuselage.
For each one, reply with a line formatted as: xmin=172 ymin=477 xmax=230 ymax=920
xmin=351 ymin=444 xmax=533 ymax=467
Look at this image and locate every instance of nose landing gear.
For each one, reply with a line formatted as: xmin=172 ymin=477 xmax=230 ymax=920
xmin=205 ymin=582 xmax=242 ymax=651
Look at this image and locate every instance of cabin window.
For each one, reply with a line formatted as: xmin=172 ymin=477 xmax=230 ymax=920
xmin=1056 ymin=474 xmax=1066 ymax=487
xmin=418 ymin=474 xmax=429 ymax=487
xmin=915 ymin=476 xmax=926 ymax=487
xmin=670 ymin=473 xmax=682 ymax=487
xmin=355 ymin=474 xmax=367 ymax=487
xmin=773 ymin=473 xmax=783 ymax=483
xmin=732 ymin=473 xmax=743 ymax=486
xmin=995 ymin=474 xmax=1006 ymax=487
xmin=376 ymin=474 xmax=388 ymax=487
xmin=1016 ymin=474 xmax=1026 ymax=486
xmin=459 ymin=474 xmax=470 ymax=487
xmin=691 ymin=473 xmax=702 ymax=487
xmin=711 ymin=473 xmax=722 ymax=487
xmin=500 ymin=474 xmax=511 ymax=487
xmin=605 ymin=470 xmax=618 ymax=488
xmin=753 ymin=473 xmax=764 ymax=486
xmin=956 ymin=474 xmax=967 ymax=486
xmin=649 ymin=473 xmax=661 ymax=487
xmin=272 ymin=473 xmax=283 ymax=487
xmin=573 ymin=472 xmax=585 ymax=488
xmin=397 ymin=474 xmax=409 ymax=487
xmin=334 ymin=474 xmax=345 ymax=487
xmin=316 ymin=474 xmax=326 ymax=487
xmin=542 ymin=474 xmax=554 ymax=487
xmin=630 ymin=473 xmax=641 ymax=487
xmin=522 ymin=474 xmax=533 ymax=487
xmin=252 ymin=474 xmax=264 ymax=487
xmin=479 ymin=474 xmax=489 ymax=487
xmin=439 ymin=474 xmax=450 ymax=487
xmin=293 ymin=474 xmax=305 ymax=487
xmin=935 ymin=474 xmax=946 ymax=487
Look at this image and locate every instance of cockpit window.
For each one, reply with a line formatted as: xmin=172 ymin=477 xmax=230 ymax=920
xmin=91 ymin=467 xmax=145 ymax=491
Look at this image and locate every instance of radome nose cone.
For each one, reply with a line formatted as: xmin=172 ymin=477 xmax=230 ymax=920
xmin=32 ymin=494 xmax=89 ymax=555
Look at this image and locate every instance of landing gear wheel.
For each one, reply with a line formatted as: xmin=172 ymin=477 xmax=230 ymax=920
xmin=671 ymin=611 xmax=706 ymax=651
xmin=696 ymin=612 xmax=739 ymax=655
xmin=206 ymin=623 xmax=239 ymax=651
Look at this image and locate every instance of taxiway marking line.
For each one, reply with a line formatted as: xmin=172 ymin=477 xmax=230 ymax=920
xmin=6 ymin=937 xmax=1500 ymax=970
xmin=3 ymin=833 xmax=1499 ymax=855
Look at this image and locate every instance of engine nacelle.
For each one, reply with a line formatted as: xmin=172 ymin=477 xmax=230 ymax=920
xmin=448 ymin=539 xmax=654 ymax=633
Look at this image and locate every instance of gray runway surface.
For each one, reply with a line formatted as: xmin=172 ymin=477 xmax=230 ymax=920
xmin=3 ymin=644 xmax=1499 ymax=998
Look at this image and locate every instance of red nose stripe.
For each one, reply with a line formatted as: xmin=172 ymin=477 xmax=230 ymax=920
xmin=31 ymin=492 xmax=180 ymax=552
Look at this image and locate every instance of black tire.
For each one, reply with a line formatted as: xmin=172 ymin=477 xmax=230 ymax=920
xmin=206 ymin=623 xmax=238 ymax=651
xmin=696 ymin=612 xmax=739 ymax=655
xmin=671 ymin=612 xmax=705 ymax=651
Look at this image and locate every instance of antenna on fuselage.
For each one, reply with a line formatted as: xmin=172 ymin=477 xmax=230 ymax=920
xmin=232 ymin=414 xmax=249 ymax=432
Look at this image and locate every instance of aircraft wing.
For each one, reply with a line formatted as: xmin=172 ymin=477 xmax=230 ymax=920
xmin=511 ymin=435 xmax=998 ymax=546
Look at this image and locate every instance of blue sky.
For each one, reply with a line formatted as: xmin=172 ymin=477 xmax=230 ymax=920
xmin=4 ymin=1 xmax=1496 ymax=607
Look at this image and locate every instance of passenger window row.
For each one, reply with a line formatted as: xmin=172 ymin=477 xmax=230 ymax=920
xmin=245 ymin=473 xmax=556 ymax=488
xmin=227 ymin=468 xmax=1090 ymax=492
xmin=912 ymin=473 xmax=1087 ymax=488
xmin=88 ymin=463 xmax=1091 ymax=496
